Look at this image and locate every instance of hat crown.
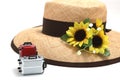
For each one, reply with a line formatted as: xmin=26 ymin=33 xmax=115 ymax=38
xmin=42 ymin=0 xmax=107 ymax=37
xmin=44 ymin=0 xmax=107 ymax=23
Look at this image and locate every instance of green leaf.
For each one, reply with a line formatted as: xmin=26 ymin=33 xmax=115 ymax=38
xmin=103 ymin=49 xmax=110 ymax=56
xmin=82 ymin=38 xmax=92 ymax=48
xmin=83 ymin=18 xmax=90 ymax=24
xmin=77 ymin=38 xmax=92 ymax=49
xmin=87 ymin=38 xmax=92 ymax=47
xmin=61 ymin=34 xmax=69 ymax=41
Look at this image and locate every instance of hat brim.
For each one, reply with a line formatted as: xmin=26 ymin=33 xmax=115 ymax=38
xmin=11 ymin=26 xmax=120 ymax=67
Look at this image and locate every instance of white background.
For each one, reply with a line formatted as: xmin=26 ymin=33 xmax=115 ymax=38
xmin=0 ymin=0 xmax=120 ymax=80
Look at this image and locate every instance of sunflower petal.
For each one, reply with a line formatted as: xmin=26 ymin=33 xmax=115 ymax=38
xmin=99 ymin=30 xmax=104 ymax=35
xmin=95 ymin=48 xmax=99 ymax=53
xmin=69 ymin=41 xmax=76 ymax=45
xmin=91 ymin=28 xmax=97 ymax=35
xmin=74 ymin=22 xmax=80 ymax=29
xmin=79 ymin=41 xmax=83 ymax=47
xmin=89 ymin=46 xmax=94 ymax=51
xmin=102 ymin=45 xmax=108 ymax=49
xmin=84 ymin=23 xmax=89 ymax=28
xmin=69 ymin=27 xmax=76 ymax=33
xmin=96 ymin=19 xmax=102 ymax=27
xmin=86 ymin=31 xmax=92 ymax=38
xmin=73 ymin=42 xmax=79 ymax=47
xmin=84 ymin=39 xmax=88 ymax=44
xmin=79 ymin=21 xmax=84 ymax=28
xmin=67 ymin=38 xmax=74 ymax=42
xmin=99 ymin=48 xmax=105 ymax=54
xmin=100 ymin=25 xmax=104 ymax=30
xmin=66 ymin=30 xmax=74 ymax=37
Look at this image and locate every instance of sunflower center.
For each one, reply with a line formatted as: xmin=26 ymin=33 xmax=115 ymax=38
xmin=92 ymin=35 xmax=103 ymax=48
xmin=74 ymin=29 xmax=86 ymax=41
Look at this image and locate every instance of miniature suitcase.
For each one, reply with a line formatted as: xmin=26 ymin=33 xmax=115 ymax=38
xmin=18 ymin=42 xmax=47 ymax=75
xmin=18 ymin=56 xmax=46 ymax=75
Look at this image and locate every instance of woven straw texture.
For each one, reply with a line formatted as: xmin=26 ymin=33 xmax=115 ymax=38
xmin=44 ymin=0 xmax=107 ymax=23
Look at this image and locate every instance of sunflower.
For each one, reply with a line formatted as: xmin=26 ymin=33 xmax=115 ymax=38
xmin=89 ymin=29 xmax=109 ymax=54
xmin=66 ymin=22 xmax=92 ymax=47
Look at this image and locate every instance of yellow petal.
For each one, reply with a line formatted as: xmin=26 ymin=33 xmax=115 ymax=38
xmin=103 ymin=36 xmax=108 ymax=41
xmin=84 ymin=39 xmax=88 ymax=44
xmin=89 ymin=46 xmax=94 ymax=51
xmin=99 ymin=48 xmax=105 ymax=54
xmin=66 ymin=30 xmax=74 ymax=37
xmin=100 ymin=25 xmax=104 ymax=30
xmin=96 ymin=19 xmax=102 ymax=27
xmin=67 ymin=38 xmax=74 ymax=42
xmin=103 ymin=38 xmax=109 ymax=44
xmin=99 ymin=30 xmax=104 ymax=35
xmin=102 ymin=44 xmax=108 ymax=49
xmin=69 ymin=27 xmax=76 ymax=33
xmin=84 ymin=23 xmax=89 ymax=28
xmin=69 ymin=41 xmax=76 ymax=45
xmin=89 ymin=30 xmax=93 ymax=37
xmin=74 ymin=22 xmax=80 ymax=29
xmin=86 ymin=31 xmax=92 ymax=38
xmin=79 ymin=41 xmax=83 ymax=47
xmin=73 ymin=42 xmax=79 ymax=47
xmin=91 ymin=28 xmax=97 ymax=35
xmin=79 ymin=21 xmax=84 ymax=28
xmin=95 ymin=48 xmax=99 ymax=53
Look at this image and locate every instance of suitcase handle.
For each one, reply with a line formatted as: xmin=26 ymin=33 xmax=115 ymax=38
xmin=23 ymin=42 xmax=32 ymax=45
xmin=43 ymin=62 xmax=47 ymax=70
xmin=28 ymin=56 xmax=37 ymax=59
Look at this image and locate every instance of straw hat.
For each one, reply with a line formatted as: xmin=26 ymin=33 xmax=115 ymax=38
xmin=11 ymin=0 xmax=120 ymax=67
